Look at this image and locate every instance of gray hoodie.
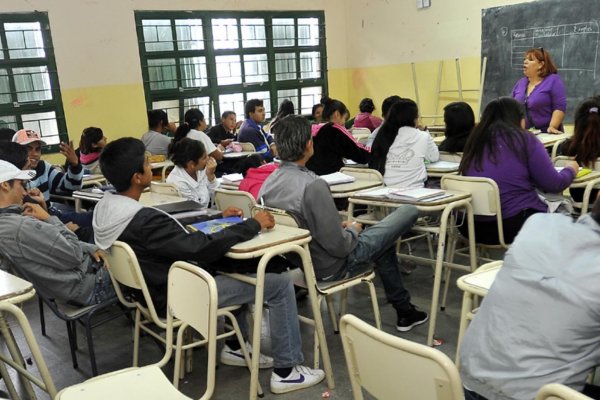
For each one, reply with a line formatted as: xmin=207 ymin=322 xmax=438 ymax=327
xmin=93 ymin=192 xmax=144 ymax=250
xmin=0 ymin=205 xmax=99 ymax=305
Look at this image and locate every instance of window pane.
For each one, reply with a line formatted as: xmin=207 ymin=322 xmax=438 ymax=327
xmin=277 ymin=89 xmax=298 ymax=112
xmin=275 ymin=53 xmax=297 ymax=81
xmin=180 ymin=57 xmax=207 ymax=88
xmin=219 ymin=93 xmax=245 ymax=120
xmin=215 ymin=55 xmax=242 ymax=85
xmin=212 ymin=18 xmax=239 ymax=50
xmin=0 ymin=115 xmax=17 ymax=130
xmin=13 ymin=66 xmax=52 ymax=102
xmin=142 ymin=20 xmax=174 ymax=52
xmin=298 ymin=18 xmax=319 ymax=46
xmin=300 ymin=52 xmax=321 ymax=79
xmin=0 ymin=39 xmax=4 ymax=60
xmin=147 ymin=59 xmax=177 ymax=90
xmin=5 ymin=22 xmax=45 ymax=59
xmin=184 ymin=97 xmax=214 ymax=125
xmin=272 ymin=18 xmax=295 ymax=47
xmin=241 ymin=18 xmax=266 ymax=48
xmin=151 ymin=99 xmax=180 ymax=126
xmin=0 ymin=69 xmax=11 ymax=104
xmin=300 ymin=86 xmax=322 ymax=114
xmin=246 ymin=91 xmax=271 ymax=119
xmin=22 ymin=111 xmax=59 ymax=145
xmin=243 ymin=54 xmax=269 ymax=83
xmin=175 ymin=19 xmax=204 ymax=50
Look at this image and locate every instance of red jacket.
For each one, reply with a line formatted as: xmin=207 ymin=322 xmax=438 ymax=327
xmin=239 ymin=163 xmax=279 ymax=199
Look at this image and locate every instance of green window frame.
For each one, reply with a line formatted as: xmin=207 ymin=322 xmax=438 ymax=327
xmin=134 ymin=11 xmax=327 ymax=126
xmin=0 ymin=12 xmax=67 ymax=151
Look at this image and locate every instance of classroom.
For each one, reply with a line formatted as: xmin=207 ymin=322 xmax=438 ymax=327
xmin=0 ymin=0 xmax=599 ymax=399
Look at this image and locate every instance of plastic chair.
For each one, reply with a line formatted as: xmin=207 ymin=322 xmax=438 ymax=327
xmin=536 ymin=383 xmax=593 ymax=400
xmin=239 ymin=142 xmax=256 ymax=152
xmin=340 ymin=314 xmax=463 ymax=400
xmin=56 ymin=261 xmax=252 ymax=399
xmin=150 ymin=181 xmax=182 ymax=197
xmin=553 ymin=156 xmax=600 ymax=214
xmin=214 ymin=188 xmax=257 ymax=217
xmin=101 ymin=242 xmax=256 ymax=391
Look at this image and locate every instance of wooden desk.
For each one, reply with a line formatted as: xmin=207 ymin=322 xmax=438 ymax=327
xmin=223 ymin=151 xmax=259 ymax=159
xmin=81 ymin=174 xmax=106 ymax=187
xmin=329 ymin=179 xmax=383 ymax=199
xmin=348 ymin=190 xmax=477 ymax=347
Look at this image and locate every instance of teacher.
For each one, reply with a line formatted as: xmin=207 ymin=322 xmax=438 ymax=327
xmin=512 ymin=48 xmax=566 ymax=134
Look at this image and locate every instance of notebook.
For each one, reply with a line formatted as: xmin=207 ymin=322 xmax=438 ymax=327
xmin=387 ymin=187 xmax=447 ymax=201
xmin=426 ymin=161 xmax=460 ymax=170
xmin=222 ymin=173 xmax=244 ymax=183
xmin=320 ymin=172 xmax=356 ymax=185
xmin=188 ymin=216 xmax=244 ymax=234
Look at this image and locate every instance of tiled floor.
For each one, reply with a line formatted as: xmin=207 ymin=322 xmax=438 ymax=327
xmin=0 ymin=246 xmax=479 ymax=399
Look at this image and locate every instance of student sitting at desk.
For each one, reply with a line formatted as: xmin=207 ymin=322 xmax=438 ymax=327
xmin=353 ymin=97 xmax=383 ymax=132
xmin=166 ymin=138 xmax=218 ymax=208
xmin=260 ymin=115 xmax=428 ymax=332
xmin=77 ymin=127 xmax=107 ymax=175
xmin=179 ymin=108 xmax=224 ymax=162
xmin=207 ymin=110 xmax=237 ymax=147
xmin=307 ymin=96 xmax=370 ymax=175
xmin=238 ymin=154 xmax=278 ymax=200
xmin=459 ymin=97 xmax=577 ymax=245
xmin=141 ymin=109 xmax=174 ymax=156
xmin=366 ymin=95 xmax=402 ymax=148
xmin=438 ymin=101 xmax=475 ymax=153
xmin=369 ymin=99 xmax=439 ymax=188
xmin=239 ymin=99 xmax=277 ymax=162
xmin=93 ymin=138 xmax=325 ymax=394
xmin=556 ymin=97 xmax=600 ymax=204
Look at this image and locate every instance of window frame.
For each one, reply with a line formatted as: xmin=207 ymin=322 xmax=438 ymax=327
xmin=0 ymin=12 xmax=68 ymax=152
xmin=134 ymin=10 xmax=327 ymax=125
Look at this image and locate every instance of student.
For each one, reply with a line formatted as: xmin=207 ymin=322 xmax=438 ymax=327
xmin=306 ymin=96 xmax=370 ymax=175
xmin=366 ymin=95 xmax=402 ymax=148
xmin=353 ymin=97 xmax=383 ymax=132
xmin=179 ymin=108 xmax=224 ymax=162
xmin=141 ymin=110 xmax=174 ymax=156
xmin=369 ymin=99 xmax=438 ymax=188
xmin=438 ymin=102 xmax=475 ymax=153
xmin=310 ymin=103 xmax=324 ymax=124
xmin=458 ymin=97 xmax=578 ymax=244
xmin=0 ymin=159 xmax=114 ymax=306
xmin=260 ymin=115 xmax=427 ymax=332
xmin=207 ymin=111 xmax=237 ymax=147
xmin=78 ymin=127 xmax=107 ymax=174
xmin=166 ymin=138 xmax=218 ymax=207
xmin=239 ymin=99 xmax=277 ymax=162
xmin=460 ymin=195 xmax=600 ymax=400
xmin=93 ymin=138 xmax=325 ymax=394
xmin=238 ymin=154 xmax=278 ymax=200
xmin=269 ymin=99 xmax=295 ymax=132
xmin=557 ymin=97 xmax=600 ymax=203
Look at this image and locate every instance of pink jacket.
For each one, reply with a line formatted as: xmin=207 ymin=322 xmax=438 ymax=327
xmin=239 ymin=163 xmax=279 ymax=199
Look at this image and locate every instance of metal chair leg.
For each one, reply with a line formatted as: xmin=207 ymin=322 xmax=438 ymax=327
xmin=65 ymin=321 xmax=79 ymax=369
xmin=38 ymin=297 xmax=46 ymax=337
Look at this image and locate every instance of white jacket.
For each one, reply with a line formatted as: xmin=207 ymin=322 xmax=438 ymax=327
xmin=166 ymin=165 xmax=218 ymax=207
xmin=384 ymin=127 xmax=439 ymax=188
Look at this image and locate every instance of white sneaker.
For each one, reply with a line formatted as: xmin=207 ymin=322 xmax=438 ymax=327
xmin=270 ymin=365 xmax=325 ymax=394
xmin=220 ymin=342 xmax=273 ymax=369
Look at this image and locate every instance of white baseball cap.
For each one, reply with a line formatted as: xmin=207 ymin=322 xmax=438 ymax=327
xmin=12 ymin=129 xmax=47 ymax=146
xmin=0 ymin=160 xmax=36 ymax=184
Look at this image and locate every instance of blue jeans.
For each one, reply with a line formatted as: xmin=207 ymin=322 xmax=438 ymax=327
xmin=327 ymin=205 xmax=419 ymax=311
xmin=215 ymin=272 xmax=303 ymax=368
xmin=464 ymin=388 xmax=487 ymax=400
xmin=85 ymin=267 xmax=117 ymax=306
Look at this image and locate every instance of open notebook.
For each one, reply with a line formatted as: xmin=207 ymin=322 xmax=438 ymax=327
xmin=320 ymin=172 xmax=356 ymax=185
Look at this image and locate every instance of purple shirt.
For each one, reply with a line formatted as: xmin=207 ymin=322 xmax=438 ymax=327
xmin=463 ymin=131 xmax=575 ymax=219
xmin=512 ymin=73 xmax=567 ymax=131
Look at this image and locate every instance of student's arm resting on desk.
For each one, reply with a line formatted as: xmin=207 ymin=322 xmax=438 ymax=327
xmin=338 ymin=129 xmax=370 ymax=164
xmin=527 ymin=135 xmax=576 ymax=192
xmin=425 ymin=133 xmax=440 ymax=162
xmin=302 ymin=179 xmax=359 ymax=258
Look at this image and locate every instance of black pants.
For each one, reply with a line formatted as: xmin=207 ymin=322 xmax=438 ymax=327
xmin=458 ymin=208 xmax=540 ymax=245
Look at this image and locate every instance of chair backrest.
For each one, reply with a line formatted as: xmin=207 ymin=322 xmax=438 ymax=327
xmin=251 ymin=204 xmax=301 ymax=228
xmin=350 ymin=127 xmax=371 ymax=136
xmin=101 ymin=241 xmax=163 ymax=326
xmin=535 ymin=383 xmax=592 ymax=400
xmin=340 ymin=167 xmax=384 ymax=183
xmin=214 ymin=189 xmax=257 ymax=217
xmin=150 ymin=181 xmax=181 ymax=197
xmin=340 ymin=314 xmax=463 ymax=400
xmin=239 ymin=142 xmax=255 ymax=152
xmin=438 ymin=151 xmax=463 ymax=163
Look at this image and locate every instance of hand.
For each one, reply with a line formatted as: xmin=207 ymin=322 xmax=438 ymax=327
xmin=27 ymin=188 xmax=46 ymax=210
xmin=22 ymin=202 xmax=50 ymax=221
xmin=205 ymin=156 xmax=217 ymax=179
xmin=564 ymin=161 xmax=580 ymax=174
xmin=92 ymin=249 xmax=102 ymax=263
xmin=166 ymin=122 xmax=177 ymax=134
xmin=65 ymin=222 xmax=80 ymax=232
xmin=253 ymin=210 xmax=275 ymax=230
xmin=60 ymin=141 xmax=79 ymax=167
xmin=270 ymin=143 xmax=278 ymax=156
xmin=222 ymin=207 xmax=243 ymax=218
xmin=220 ymin=139 xmax=233 ymax=147
xmin=343 ymin=220 xmax=363 ymax=233
xmin=417 ymin=124 xmax=428 ymax=131
xmin=546 ymin=126 xmax=563 ymax=134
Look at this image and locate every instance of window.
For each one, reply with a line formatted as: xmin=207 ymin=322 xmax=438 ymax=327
xmin=0 ymin=13 xmax=67 ymax=149
xmin=135 ymin=11 xmax=327 ymax=125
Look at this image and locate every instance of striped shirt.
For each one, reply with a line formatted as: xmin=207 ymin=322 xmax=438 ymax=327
xmin=30 ymin=160 xmax=84 ymax=201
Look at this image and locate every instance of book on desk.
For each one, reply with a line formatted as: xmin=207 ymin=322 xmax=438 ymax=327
xmin=188 ymin=216 xmax=243 ymax=234
xmin=358 ymin=187 xmax=452 ymax=202
xmin=320 ymin=172 xmax=356 ymax=185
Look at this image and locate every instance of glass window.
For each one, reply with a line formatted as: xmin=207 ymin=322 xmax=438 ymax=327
xmin=243 ymin=54 xmax=269 ymax=83
xmin=300 ymin=86 xmax=323 ymax=114
xmin=5 ymin=22 xmax=45 ymax=59
xmin=212 ymin=18 xmax=239 ymax=50
xmin=241 ymin=18 xmax=266 ymax=48
xmin=300 ymin=52 xmax=321 ymax=79
xmin=147 ymin=59 xmax=177 ymax=90
xmin=175 ymin=19 xmax=204 ymax=50
xmin=151 ymin=99 xmax=180 ymax=126
xmin=215 ymin=55 xmax=242 ymax=85
xmin=0 ymin=69 xmax=11 ymax=104
xmin=142 ymin=20 xmax=174 ymax=52
xmin=275 ymin=52 xmax=297 ymax=81
xmin=298 ymin=18 xmax=319 ymax=46
xmin=22 ymin=111 xmax=59 ymax=145
xmin=0 ymin=115 xmax=17 ymax=130
xmin=180 ymin=56 xmax=208 ymax=88
xmin=277 ymin=89 xmax=299 ymax=111
xmin=272 ymin=18 xmax=295 ymax=47
xmin=219 ymin=93 xmax=245 ymax=119
xmin=13 ymin=65 xmax=52 ymax=102
xmin=184 ymin=96 xmax=214 ymax=125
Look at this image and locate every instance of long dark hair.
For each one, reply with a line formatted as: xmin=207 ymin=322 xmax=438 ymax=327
xmin=459 ymin=97 xmax=528 ymax=173
xmin=320 ymin=96 xmax=348 ymax=121
xmin=440 ymin=102 xmax=475 ymax=153
xmin=79 ymin=127 xmax=104 ymax=154
xmin=565 ymin=97 xmax=600 ymax=168
xmin=169 ymin=108 xmax=206 ymax=154
xmin=369 ymin=99 xmax=419 ymax=175
xmin=270 ymin=99 xmax=295 ymax=129
xmin=170 ymin=138 xmax=206 ymax=168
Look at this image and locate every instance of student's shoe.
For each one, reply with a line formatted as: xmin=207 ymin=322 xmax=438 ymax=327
xmin=396 ymin=304 xmax=429 ymax=332
xmin=270 ymin=365 xmax=326 ymax=394
xmin=220 ymin=342 xmax=274 ymax=368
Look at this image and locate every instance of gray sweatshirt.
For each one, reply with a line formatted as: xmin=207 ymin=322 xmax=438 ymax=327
xmin=460 ymin=213 xmax=600 ymax=400
xmin=258 ymin=161 xmax=359 ymax=279
xmin=0 ymin=205 xmax=99 ymax=305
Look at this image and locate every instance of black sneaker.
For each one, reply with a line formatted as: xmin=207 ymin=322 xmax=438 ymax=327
xmin=396 ymin=305 xmax=428 ymax=332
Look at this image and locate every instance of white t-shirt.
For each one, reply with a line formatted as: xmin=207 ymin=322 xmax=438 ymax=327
xmin=186 ymin=129 xmax=217 ymax=155
xmin=166 ymin=165 xmax=219 ymax=208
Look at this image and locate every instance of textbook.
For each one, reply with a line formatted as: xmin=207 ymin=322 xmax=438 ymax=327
xmin=387 ymin=187 xmax=447 ymax=201
xmin=320 ymin=172 xmax=356 ymax=185
xmin=188 ymin=216 xmax=243 ymax=234
xmin=425 ymin=161 xmax=460 ymax=171
xmin=222 ymin=173 xmax=244 ymax=183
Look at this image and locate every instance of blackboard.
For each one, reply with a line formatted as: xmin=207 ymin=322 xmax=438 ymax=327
xmin=481 ymin=0 xmax=600 ymax=123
